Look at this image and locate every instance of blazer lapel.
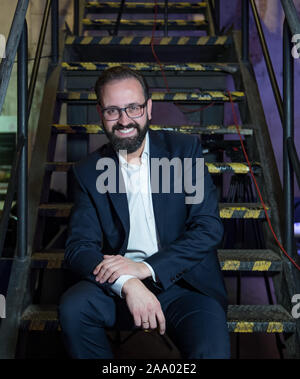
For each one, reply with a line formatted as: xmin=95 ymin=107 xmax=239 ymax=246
xmin=102 ymin=144 xmax=130 ymax=248
xmin=149 ymin=129 xmax=170 ymax=247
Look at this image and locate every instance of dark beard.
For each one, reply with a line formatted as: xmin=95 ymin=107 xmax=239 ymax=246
xmin=103 ymin=117 xmax=150 ymax=154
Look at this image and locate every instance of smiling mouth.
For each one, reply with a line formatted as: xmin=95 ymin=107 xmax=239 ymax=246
xmin=114 ymin=127 xmax=137 ymax=137
xmin=118 ymin=127 xmax=134 ymax=134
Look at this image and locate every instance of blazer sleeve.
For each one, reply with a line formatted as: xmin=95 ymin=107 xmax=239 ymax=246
xmin=64 ymin=165 xmax=114 ymax=295
xmin=144 ymin=137 xmax=224 ymax=291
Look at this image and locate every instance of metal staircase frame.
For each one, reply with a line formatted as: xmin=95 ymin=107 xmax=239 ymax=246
xmin=0 ymin=0 xmax=299 ymax=359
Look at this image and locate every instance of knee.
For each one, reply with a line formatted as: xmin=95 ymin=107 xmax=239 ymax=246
xmin=58 ymin=283 xmax=112 ymax=333
xmin=58 ymin=286 xmax=98 ymax=332
xmin=58 ymin=290 xmax=82 ymax=332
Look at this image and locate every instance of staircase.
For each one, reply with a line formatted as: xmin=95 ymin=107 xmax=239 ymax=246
xmin=1 ymin=0 xmax=299 ymax=359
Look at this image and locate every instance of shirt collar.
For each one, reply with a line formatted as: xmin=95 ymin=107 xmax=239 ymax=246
xmin=118 ymin=131 xmax=149 ymax=167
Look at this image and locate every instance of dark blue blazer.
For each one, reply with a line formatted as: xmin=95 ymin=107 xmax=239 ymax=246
xmin=65 ymin=129 xmax=228 ymax=311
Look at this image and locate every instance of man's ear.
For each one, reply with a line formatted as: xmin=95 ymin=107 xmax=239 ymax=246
xmin=147 ymin=98 xmax=152 ymax=120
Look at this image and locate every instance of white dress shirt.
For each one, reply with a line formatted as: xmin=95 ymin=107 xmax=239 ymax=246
xmin=109 ymin=132 xmax=158 ymax=297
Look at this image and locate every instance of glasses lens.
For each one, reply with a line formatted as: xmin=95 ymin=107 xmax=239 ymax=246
xmin=126 ymin=105 xmax=143 ymax=118
xmin=103 ymin=102 xmax=146 ymax=120
xmin=103 ymin=108 xmax=120 ymax=120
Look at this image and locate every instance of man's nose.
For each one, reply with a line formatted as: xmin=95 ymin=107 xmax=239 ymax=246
xmin=118 ymin=109 xmax=132 ymax=126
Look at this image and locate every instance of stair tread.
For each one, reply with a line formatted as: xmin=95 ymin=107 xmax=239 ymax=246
xmin=38 ymin=203 xmax=270 ymax=219
xmin=31 ymin=249 xmax=281 ymax=260
xmin=218 ymin=249 xmax=281 ymax=261
xmin=52 ymin=124 xmax=254 ymax=135
xmin=65 ymin=35 xmax=233 ymax=46
xmin=30 ymin=249 xmax=282 ymax=272
xmin=82 ymin=18 xmax=207 ymax=27
xmin=32 ymin=249 xmax=281 ymax=260
xmin=20 ymin=304 xmax=296 ymax=333
xmin=85 ymin=1 xmax=207 ymax=10
xmin=62 ymin=62 xmax=239 ymax=74
xmin=22 ymin=303 xmax=294 ymax=322
xmin=38 ymin=202 xmax=268 ymax=209
xmin=57 ymin=90 xmax=245 ymax=102
xmin=45 ymin=161 xmax=261 ymax=175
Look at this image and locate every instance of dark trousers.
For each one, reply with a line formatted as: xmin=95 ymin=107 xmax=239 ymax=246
xmin=58 ymin=278 xmax=230 ymax=359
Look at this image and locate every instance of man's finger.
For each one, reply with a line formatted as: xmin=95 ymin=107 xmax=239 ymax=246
xmin=96 ymin=262 xmax=123 ymax=283
xmin=93 ymin=255 xmax=122 ymax=275
xmin=156 ymin=311 xmax=166 ymax=335
xmin=93 ymin=263 xmax=102 ymax=275
xmin=148 ymin=312 xmax=157 ymax=330
xmin=95 ymin=259 xmax=118 ymax=278
xmin=134 ymin=313 xmax=142 ymax=329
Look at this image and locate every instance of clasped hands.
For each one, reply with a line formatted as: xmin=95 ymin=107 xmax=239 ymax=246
xmin=93 ymin=255 xmax=166 ymax=335
xmin=93 ymin=254 xmax=149 ymax=283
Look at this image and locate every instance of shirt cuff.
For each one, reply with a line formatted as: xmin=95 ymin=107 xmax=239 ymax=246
xmin=142 ymin=261 xmax=156 ymax=282
xmin=110 ymin=275 xmax=136 ymax=298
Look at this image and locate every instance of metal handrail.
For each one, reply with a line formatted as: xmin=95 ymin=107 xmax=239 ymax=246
xmin=0 ymin=0 xmax=29 ymax=115
xmin=206 ymin=0 xmax=216 ymax=36
xmin=249 ymin=0 xmax=284 ymax=124
xmin=28 ymin=0 xmax=52 ymax=114
xmin=281 ymin=0 xmax=300 ymax=36
xmin=0 ymin=0 xmax=60 ymax=258
xmin=287 ymin=138 xmax=300 ymax=189
xmin=0 ymin=136 xmax=25 ymax=257
xmin=241 ymin=0 xmax=300 ymax=262
xmin=113 ymin=0 xmax=126 ymax=36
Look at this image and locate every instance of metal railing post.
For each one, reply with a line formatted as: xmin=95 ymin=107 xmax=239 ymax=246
xmin=113 ymin=0 xmax=126 ymax=36
xmin=74 ymin=0 xmax=79 ymax=35
xmin=0 ymin=0 xmax=29 ymax=115
xmin=28 ymin=0 xmax=52 ymax=115
xmin=51 ymin=0 xmax=59 ymax=65
xmin=17 ymin=20 xmax=28 ymax=260
xmin=242 ymin=0 xmax=249 ymax=62
xmin=214 ymin=0 xmax=220 ymax=34
xmin=164 ymin=0 xmax=169 ymax=37
xmin=283 ymin=19 xmax=295 ymax=259
xmin=249 ymin=0 xmax=284 ymax=124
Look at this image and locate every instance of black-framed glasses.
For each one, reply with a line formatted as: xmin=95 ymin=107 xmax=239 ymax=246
xmin=101 ymin=101 xmax=148 ymax=121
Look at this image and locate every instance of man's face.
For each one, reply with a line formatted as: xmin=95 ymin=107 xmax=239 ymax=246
xmin=97 ymin=77 xmax=152 ymax=154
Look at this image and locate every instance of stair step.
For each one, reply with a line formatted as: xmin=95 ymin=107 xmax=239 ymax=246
xmin=30 ymin=249 xmax=282 ymax=271
xmin=20 ymin=304 xmax=296 ymax=333
xmin=219 ymin=204 xmax=269 ymax=219
xmin=45 ymin=161 xmax=261 ymax=175
xmin=0 ymin=168 xmax=10 ymax=182
xmin=218 ymin=249 xmax=282 ymax=271
xmin=65 ymin=35 xmax=233 ymax=47
xmin=57 ymin=90 xmax=245 ymax=103
xmin=227 ymin=305 xmax=296 ymax=333
xmin=62 ymin=62 xmax=238 ymax=74
xmin=85 ymin=1 xmax=207 ymax=13
xmin=82 ymin=18 xmax=208 ymax=30
xmin=31 ymin=252 xmax=64 ymax=269
xmin=52 ymin=124 xmax=254 ymax=135
xmin=38 ymin=203 xmax=270 ymax=219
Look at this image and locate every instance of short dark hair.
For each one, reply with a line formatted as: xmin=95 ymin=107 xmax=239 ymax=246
xmin=94 ymin=65 xmax=150 ymax=105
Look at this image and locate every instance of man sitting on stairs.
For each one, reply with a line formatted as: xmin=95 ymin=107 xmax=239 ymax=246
xmin=59 ymin=66 xmax=230 ymax=359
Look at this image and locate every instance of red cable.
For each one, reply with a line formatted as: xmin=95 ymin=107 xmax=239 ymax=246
xmin=149 ymin=2 xmax=299 ymax=272
xmin=151 ymin=0 xmax=170 ymax=93
xmin=227 ymin=90 xmax=300 ymax=272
